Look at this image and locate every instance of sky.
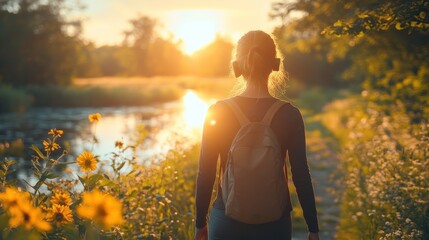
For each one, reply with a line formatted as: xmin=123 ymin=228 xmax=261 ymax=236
xmin=78 ymin=0 xmax=281 ymax=53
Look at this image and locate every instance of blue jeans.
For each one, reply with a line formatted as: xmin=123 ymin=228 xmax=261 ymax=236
xmin=208 ymin=207 xmax=292 ymax=240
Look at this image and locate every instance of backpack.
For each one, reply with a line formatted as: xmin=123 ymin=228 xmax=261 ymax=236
xmin=221 ymin=99 xmax=288 ymax=224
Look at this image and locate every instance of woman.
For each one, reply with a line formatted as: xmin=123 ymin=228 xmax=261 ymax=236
xmin=195 ymin=30 xmax=320 ymax=240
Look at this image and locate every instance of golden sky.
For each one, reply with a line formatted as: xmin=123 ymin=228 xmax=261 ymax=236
xmin=81 ymin=0 xmax=280 ymax=53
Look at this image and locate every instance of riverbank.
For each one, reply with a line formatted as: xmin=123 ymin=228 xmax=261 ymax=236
xmin=1 ymin=81 xmax=348 ymax=238
xmin=0 ymin=76 xmax=235 ymax=114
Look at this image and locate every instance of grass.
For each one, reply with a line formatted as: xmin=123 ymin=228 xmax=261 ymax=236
xmin=74 ymin=76 xmax=236 ymax=101
xmin=0 ymin=78 xmax=357 ymax=239
xmin=0 ymin=76 xmax=235 ymax=114
xmin=26 ymin=84 xmax=182 ymax=108
xmin=0 ymin=85 xmax=31 ymax=113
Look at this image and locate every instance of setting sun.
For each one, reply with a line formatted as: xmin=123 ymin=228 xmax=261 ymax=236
xmin=182 ymin=90 xmax=209 ymax=128
xmin=166 ymin=10 xmax=223 ymax=55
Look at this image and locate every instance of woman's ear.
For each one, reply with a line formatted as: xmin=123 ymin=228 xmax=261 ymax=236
xmin=232 ymin=61 xmax=242 ymax=78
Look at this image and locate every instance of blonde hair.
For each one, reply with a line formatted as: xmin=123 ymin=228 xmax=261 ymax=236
xmin=231 ymin=30 xmax=288 ymax=99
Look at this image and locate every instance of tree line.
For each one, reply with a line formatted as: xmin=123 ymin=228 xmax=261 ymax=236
xmin=0 ymin=0 xmax=234 ymax=87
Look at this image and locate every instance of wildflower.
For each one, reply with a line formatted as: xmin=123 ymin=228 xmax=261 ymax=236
xmin=8 ymin=199 xmax=51 ymax=231
xmin=77 ymin=190 xmax=123 ymax=229
xmin=51 ymin=191 xmax=72 ymax=206
xmin=76 ymin=151 xmax=97 ymax=172
xmin=48 ymin=128 xmax=64 ymax=138
xmin=115 ymin=141 xmax=124 ymax=149
xmin=46 ymin=204 xmax=73 ymax=227
xmin=43 ymin=139 xmax=60 ymax=153
xmin=0 ymin=187 xmax=31 ymax=209
xmin=88 ymin=113 xmax=102 ymax=123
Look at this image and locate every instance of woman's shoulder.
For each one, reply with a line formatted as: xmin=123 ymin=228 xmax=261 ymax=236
xmin=207 ymin=97 xmax=301 ymax=114
xmin=278 ymin=100 xmax=300 ymax=113
xmin=277 ymin=100 xmax=304 ymax=122
xmin=206 ymin=99 xmax=231 ymax=117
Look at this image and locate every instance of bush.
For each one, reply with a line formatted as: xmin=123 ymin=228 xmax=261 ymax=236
xmin=0 ymin=85 xmax=32 ymax=113
xmin=322 ymin=98 xmax=429 ymax=239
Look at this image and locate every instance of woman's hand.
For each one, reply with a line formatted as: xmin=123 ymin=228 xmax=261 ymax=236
xmin=195 ymin=225 xmax=208 ymax=240
xmin=308 ymin=232 xmax=320 ymax=240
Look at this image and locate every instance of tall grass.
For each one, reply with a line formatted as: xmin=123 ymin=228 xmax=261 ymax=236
xmin=321 ymin=97 xmax=428 ymax=239
xmin=0 ymin=76 xmax=235 ymax=114
xmin=26 ymin=85 xmax=182 ymax=108
xmin=120 ymin=146 xmax=199 ymax=239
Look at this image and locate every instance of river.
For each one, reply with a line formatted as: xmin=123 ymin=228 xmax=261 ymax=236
xmin=0 ymin=90 xmax=214 ymax=179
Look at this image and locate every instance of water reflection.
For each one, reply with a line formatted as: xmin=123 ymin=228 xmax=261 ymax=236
xmin=183 ymin=91 xmax=209 ymax=128
xmin=87 ymin=90 xmax=211 ymax=160
xmin=136 ymin=90 xmax=211 ymax=160
xmin=0 ymin=90 xmax=214 ymax=179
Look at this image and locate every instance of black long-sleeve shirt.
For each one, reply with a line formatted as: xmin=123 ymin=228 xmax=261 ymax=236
xmin=195 ymin=96 xmax=319 ymax=233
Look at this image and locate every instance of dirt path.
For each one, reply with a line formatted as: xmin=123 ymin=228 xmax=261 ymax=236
xmin=290 ymin=114 xmax=340 ymax=240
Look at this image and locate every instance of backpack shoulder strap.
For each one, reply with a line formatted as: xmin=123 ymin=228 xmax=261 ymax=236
xmin=261 ymin=100 xmax=286 ymax=126
xmin=222 ymin=99 xmax=250 ymax=126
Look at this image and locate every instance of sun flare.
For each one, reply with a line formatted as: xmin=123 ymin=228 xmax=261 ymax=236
xmin=166 ymin=10 xmax=223 ymax=55
xmin=182 ymin=90 xmax=209 ymax=129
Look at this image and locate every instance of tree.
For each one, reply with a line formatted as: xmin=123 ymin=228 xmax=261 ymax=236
xmin=146 ymin=37 xmax=186 ymax=76
xmin=270 ymin=1 xmax=429 ymax=239
xmin=271 ymin=0 xmax=429 ymax=120
xmin=123 ymin=15 xmax=157 ymax=76
xmin=0 ymin=0 xmax=82 ymax=85
xmin=189 ymin=35 xmax=234 ymax=77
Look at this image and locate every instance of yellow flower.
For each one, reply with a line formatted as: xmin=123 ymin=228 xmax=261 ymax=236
xmin=115 ymin=141 xmax=124 ymax=149
xmin=51 ymin=191 xmax=72 ymax=206
xmin=43 ymin=139 xmax=60 ymax=153
xmin=76 ymin=151 xmax=97 ymax=173
xmin=77 ymin=190 xmax=123 ymax=229
xmin=48 ymin=128 xmax=64 ymax=137
xmin=46 ymin=204 xmax=73 ymax=227
xmin=0 ymin=187 xmax=51 ymax=231
xmin=8 ymin=199 xmax=51 ymax=231
xmin=0 ymin=187 xmax=31 ymax=209
xmin=88 ymin=113 xmax=102 ymax=123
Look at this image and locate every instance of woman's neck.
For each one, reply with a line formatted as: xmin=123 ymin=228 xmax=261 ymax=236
xmin=239 ymin=82 xmax=272 ymax=98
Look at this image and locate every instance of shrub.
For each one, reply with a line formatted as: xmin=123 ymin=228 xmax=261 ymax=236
xmin=322 ymin=98 xmax=429 ymax=239
xmin=0 ymin=85 xmax=32 ymax=113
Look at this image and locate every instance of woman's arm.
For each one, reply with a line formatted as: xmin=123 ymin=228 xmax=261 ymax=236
xmin=287 ymin=107 xmax=320 ymax=233
xmin=195 ymin=104 xmax=220 ymax=229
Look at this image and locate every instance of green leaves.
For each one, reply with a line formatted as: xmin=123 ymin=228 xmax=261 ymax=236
xmin=31 ymin=145 xmax=45 ymax=160
xmin=78 ymin=173 xmax=116 ymax=191
xmin=320 ymin=0 xmax=429 ymax=36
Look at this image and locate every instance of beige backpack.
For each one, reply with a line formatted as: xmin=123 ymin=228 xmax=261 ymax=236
xmin=221 ymin=99 xmax=288 ymax=224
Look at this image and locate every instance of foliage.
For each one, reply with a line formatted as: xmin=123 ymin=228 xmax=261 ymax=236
xmin=0 ymin=139 xmax=24 ymax=159
xmin=120 ymin=145 xmax=199 ymax=239
xmin=0 ymin=0 xmax=82 ymax=86
xmin=271 ymin=0 xmax=429 ymax=120
xmin=0 ymin=85 xmax=31 ymax=113
xmin=321 ymin=0 xmax=429 ymax=36
xmin=25 ymin=84 xmax=182 ymax=108
xmin=75 ymin=15 xmax=234 ymax=78
xmin=1 ymin=2 xmax=235 ymax=85
xmin=271 ymin=1 xmax=429 ymax=239
xmin=0 ymin=113 xmax=199 ymax=239
xmin=321 ymin=98 xmax=429 ymax=239
xmin=189 ymin=36 xmax=234 ymax=77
